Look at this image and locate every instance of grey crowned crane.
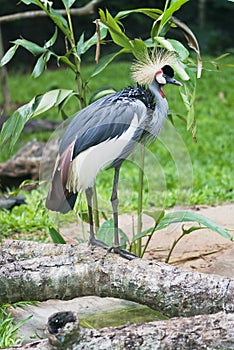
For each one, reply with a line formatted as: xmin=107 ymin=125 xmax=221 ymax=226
xmin=46 ymin=51 xmax=182 ymax=259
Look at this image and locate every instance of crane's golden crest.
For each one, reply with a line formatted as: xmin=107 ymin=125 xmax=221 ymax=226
xmin=131 ymin=50 xmax=178 ymax=85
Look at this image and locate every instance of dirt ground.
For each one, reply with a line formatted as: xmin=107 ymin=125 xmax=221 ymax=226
xmin=61 ymin=203 xmax=234 ymax=278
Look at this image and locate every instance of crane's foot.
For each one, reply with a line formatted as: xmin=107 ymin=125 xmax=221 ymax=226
xmin=88 ymin=236 xmax=109 ymax=250
xmin=88 ymin=236 xmax=137 ymax=260
xmin=107 ymin=246 xmax=137 ymax=260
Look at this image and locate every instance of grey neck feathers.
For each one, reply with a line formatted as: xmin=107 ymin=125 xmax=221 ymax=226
xmin=147 ymin=80 xmax=169 ymax=139
xmin=149 ymin=80 xmax=169 ymax=117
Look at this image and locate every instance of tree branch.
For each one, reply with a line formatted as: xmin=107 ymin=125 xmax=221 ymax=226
xmin=0 ymin=240 xmax=233 ymax=317
xmin=0 ymin=0 xmax=105 ymax=24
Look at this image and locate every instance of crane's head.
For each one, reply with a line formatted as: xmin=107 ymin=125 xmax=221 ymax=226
xmin=131 ymin=50 xmax=182 ymax=97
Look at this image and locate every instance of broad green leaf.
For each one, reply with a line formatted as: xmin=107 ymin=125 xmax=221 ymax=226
xmin=12 ymin=38 xmax=45 ymax=56
xmin=0 ymin=89 xmax=73 ymax=152
xmin=0 ymin=45 xmax=18 ymax=68
xmin=164 ymin=38 xmax=189 ymax=61
xmin=61 ymin=0 xmax=76 ymax=9
xmin=96 ymin=219 xmax=115 ymax=246
xmin=0 ymin=103 xmax=34 ymax=153
xmin=33 ymin=89 xmax=74 ymax=116
xmin=96 ymin=219 xmax=129 ymax=248
xmin=91 ymin=48 xmax=128 ymax=78
xmin=131 ymin=39 xmax=148 ymax=60
xmin=156 ymin=211 xmax=232 ymax=240
xmin=32 ymin=54 xmax=47 ymax=78
xmin=49 ymin=227 xmax=66 ymax=244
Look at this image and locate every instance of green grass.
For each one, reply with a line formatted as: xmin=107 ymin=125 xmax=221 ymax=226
xmin=0 ymin=303 xmax=32 ymax=348
xmin=0 ymin=57 xmax=234 ymax=238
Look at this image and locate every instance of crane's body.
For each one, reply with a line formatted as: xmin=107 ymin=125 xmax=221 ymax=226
xmin=46 ymin=51 xmax=182 ymax=259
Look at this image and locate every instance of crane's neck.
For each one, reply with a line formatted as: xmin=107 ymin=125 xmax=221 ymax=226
xmin=149 ymin=80 xmax=169 ymax=117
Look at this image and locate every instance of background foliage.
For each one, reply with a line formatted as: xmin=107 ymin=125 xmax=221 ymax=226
xmin=1 ymin=0 xmax=234 ymax=69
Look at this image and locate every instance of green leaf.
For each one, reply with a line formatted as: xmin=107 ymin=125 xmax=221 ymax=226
xmin=0 ymin=45 xmax=18 ymax=68
xmin=171 ymin=17 xmax=202 ymax=78
xmin=154 ymin=37 xmax=190 ymax=80
xmin=91 ymin=49 xmax=128 ymax=78
xmin=44 ymin=28 xmax=58 ymax=49
xmin=156 ymin=211 xmax=233 ymax=240
xmin=46 ymin=7 xmax=71 ymax=40
xmin=115 ymin=8 xmax=162 ymax=21
xmin=89 ymin=87 xmax=116 ymax=104
xmin=61 ymin=0 xmax=76 ymax=9
xmin=76 ymin=32 xmax=85 ymax=56
xmin=77 ymin=23 xmax=108 ymax=56
xmin=57 ymin=55 xmax=76 ymax=71
xmin=0 ymin=89 xmax=73 ymax=152
xmin=131 ymin=39 xmax=148 ymax=60
xmin=179 ymin=78 xmax=196 ymax=129
xmin=33 ymin=89 xmax=74 ymax=116
xmin=159 ymin=0 xmax=189 ymax=29
xmin=49 ymin=227 xmax=66 ymax=244
xmin=96 ymin=219 xmax=129 ymax=248
xmin=31 ymin=51 xmax=52 ymax=78
xmin=100 ymin=9 xmax=133 ymax=50
xmin=20 ymin=0 xmax=38 ymax=4
xmin=131 ymin=227 xmax=155 ymax=242
xmin=12 ymin=38 xmax=46 ymax=56
xmin=96 ymin=219 xmax=115 ymax=246
xmin=144 ymin=209 xmax=165 ymax=223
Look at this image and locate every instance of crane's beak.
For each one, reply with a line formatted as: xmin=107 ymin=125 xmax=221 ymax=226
xmin=165 ymin=75 xmax=182 ymax=86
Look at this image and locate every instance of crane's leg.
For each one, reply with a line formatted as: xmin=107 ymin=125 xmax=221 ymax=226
xmin=110 ymin=167 xmax=136 ymax=260
xmin=111 ymin=167 xmax=120 ymax=247
xmin=85 ymin=187 xmax=108 ymax=249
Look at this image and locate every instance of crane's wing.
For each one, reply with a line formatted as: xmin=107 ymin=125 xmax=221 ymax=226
xmin=46 ymin=92 xmax=148 ymax=213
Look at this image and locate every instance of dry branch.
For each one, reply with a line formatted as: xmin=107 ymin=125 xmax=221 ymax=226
xmin=0 ymin=240 xmax=233 ymax=318
xmin=3 ymin=311 xmax=234 ymax=350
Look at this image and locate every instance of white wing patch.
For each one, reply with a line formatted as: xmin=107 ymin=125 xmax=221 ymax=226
xmin=67 ymin=114 xmax=139 ymax=192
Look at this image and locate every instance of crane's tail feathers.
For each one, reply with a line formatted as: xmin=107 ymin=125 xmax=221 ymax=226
xmin=46 ymin=142 xmax=77 ymax=214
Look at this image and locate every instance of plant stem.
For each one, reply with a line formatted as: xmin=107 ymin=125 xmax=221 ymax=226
xmin=141 ymin=222 xmax=158 ymax=258
xmin=165 ymin=231 xmax=187 ymax=264
xmin=136 ymin=145 xmax=145 ymax=256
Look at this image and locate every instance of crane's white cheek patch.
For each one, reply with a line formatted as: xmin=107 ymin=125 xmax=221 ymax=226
xmin=67 ymin=114 xmax=139 ymax=192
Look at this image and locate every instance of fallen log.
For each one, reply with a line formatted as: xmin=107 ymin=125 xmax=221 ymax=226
xmin=0 ymin=240 xmax=233 ymax=317
xmin=3 ymin=311 xmax=234 ymax=350
xmin=0 ymin=140 xmax=57 ymax=190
